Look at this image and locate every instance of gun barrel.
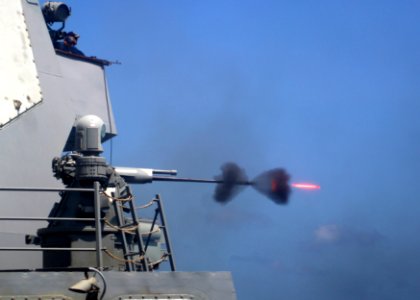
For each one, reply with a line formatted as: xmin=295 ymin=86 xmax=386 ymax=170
xmin=114 ymin=167 xmax=154 ymax=183
xmin=115 ymin=167 xmax=178 ymax=184
xmin=152 ymin=169 xmax=178 ymax=176
xmin=152 ymin=176 xmax=252 ymax=185
xmin=115 ymin=167 xmax=253 ymax=186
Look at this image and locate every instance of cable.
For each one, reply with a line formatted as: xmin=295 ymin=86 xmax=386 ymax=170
xmin=136 ymin=198 xmax=156 ymax=209
xmin=101 ymin=191 xmax=133 ymax=202
xmin=148 ymin=253 xmax=169 ymax=268
xmin=104 ymin=218 xmax=160 ymax=236
xmin=88 ymin=267 xmax=107 ymax=300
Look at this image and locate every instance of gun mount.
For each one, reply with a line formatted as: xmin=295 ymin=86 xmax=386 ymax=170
xmin=26 ymin=115 xmax=171 ymax=271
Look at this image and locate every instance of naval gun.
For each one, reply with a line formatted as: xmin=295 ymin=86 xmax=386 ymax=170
xmin=30 ymin=115 xmax=171 ymax=271
xmin=32 ymin=114 xmax=294 ymax=272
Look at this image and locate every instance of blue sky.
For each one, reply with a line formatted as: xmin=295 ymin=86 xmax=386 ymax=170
xmin=60 ymin=1 xmax=420 ymax=299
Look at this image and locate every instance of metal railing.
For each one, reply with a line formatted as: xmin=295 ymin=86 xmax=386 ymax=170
xmin=0 ymin=182 xmax=104 ymax=269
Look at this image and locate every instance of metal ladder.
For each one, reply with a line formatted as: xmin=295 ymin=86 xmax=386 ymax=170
xmin=144 ymin=194 xmax=176 ymax=271
xmin=112 ymin=189 xmax=176 ymax=272
xmin=112 ymin=186 xmax=149 ymax=271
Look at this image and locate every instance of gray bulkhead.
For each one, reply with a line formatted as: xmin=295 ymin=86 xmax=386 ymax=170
xmin=0 ymin=0 xmax=116 ymax=268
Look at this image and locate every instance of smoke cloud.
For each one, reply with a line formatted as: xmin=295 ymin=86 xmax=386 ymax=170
xmin=213 ymin=163 xmax=291 ymax=205
xmin=213 ymin=162 xmax=248 ymax=203
xmin=252 ymin=168 xmax=291 ymax=204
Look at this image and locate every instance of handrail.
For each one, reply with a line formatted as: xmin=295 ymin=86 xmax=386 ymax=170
xmin=0 ymin=187 xmax=94 ymax=192
xmin=0 ymin=217 xmax=99 ymax=221
xmin=0 ymin=182 xmax=104 ymax=270
xmin=0 ymin=247 xmax=105 ymax=251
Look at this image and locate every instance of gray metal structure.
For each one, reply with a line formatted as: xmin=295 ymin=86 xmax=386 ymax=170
xmin=0 ymin=1 xmax=237 ymax=299
xmin=0 ymin=0 xmax=116 ymax=237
